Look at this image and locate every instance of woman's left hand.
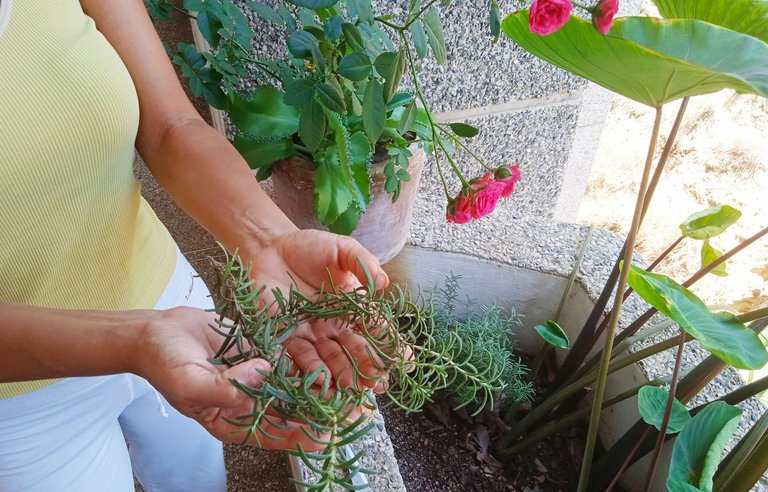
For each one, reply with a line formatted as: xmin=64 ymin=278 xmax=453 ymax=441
xmin=241 ymin=229 xmax=391 ymax=393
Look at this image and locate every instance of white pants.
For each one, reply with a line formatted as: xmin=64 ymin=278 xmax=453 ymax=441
xmin=0 ymin=249 xmax=226 ymax=492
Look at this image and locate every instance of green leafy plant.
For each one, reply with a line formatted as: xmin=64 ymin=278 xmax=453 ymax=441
xmin=492 ymin=1 xmax=768 ymax=491
xmin=209 ymin=253 xmax=517 ymax=490
xmin=431 ymin=274 xmax=533 ymax=407
xmin=146 ymin=0 xmax=518 ymax=233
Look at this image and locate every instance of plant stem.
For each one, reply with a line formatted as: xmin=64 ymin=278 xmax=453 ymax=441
xmin=172 ymin=4 xmax=197 ymax=20
xmin=609 ymin=225 xmax=768 ymax=350
xmin=526 ymin=227 xmax=593 ymax=387
xmin=646 ymin=235 xmax=684 ymax=272
xmin=497 ymin=330 xmax=682 ymax=448
xmin=576 ymin=106 xmax=664 ymax=492
xmin=405 ymin=0 xmax=442 ymax=28
xmin=437 ymin=125 xmax=494 ymax=172
xmin=606 ymin=427 xmax=654 ymax=492
xmin=498 ymin=377 xmax=669 ymax=458
xmin=642 ymin=330 xmax=686 ymax=491
xmin=553 ymin=97 xmax=689 ymax=390
xmin=571 ymin=222 xmax=766 ymax=389
xmin=374 ymin=16 xmax=404 ymax=30
xmin=401 ymin=35 xmax=465 ymax=193
xmin=556 ymin=226 xmax=594 ymax=323
xmin=591 ymin=318 xmax=768 ymax=492
xmin=528 ymin=343 xmax=550 ymax=381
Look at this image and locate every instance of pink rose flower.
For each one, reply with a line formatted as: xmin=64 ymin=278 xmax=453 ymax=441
xmin=471 ymin=179 xmax=506 ymax=219
xmin=446 ymin=190 xmax=474 ymax=224
xmin=592 ymin=0 xmax=619 ymax=35
xmin=529 ymin=0 xmax=573 ymax=36
xmin=495 ymin=164 xmax=522 ymax=198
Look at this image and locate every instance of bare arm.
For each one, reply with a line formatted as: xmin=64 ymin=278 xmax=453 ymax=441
xmin=79 ymin=0 xmax=296 ymax=254
xmin=0 ymin=301 xmax=150 ymax=382
xmin=0 ymin=301 xmax=326 ymax=448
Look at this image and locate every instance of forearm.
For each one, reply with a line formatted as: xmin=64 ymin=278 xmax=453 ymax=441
xmin=141 ymin=118 xmax=297 ymax=254
xmin=0 ymin=301 xmax=151 ymax=382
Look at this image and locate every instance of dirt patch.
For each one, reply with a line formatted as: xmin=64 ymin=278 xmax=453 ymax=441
xmin=380 ymin=394 xmax=585 ymax=492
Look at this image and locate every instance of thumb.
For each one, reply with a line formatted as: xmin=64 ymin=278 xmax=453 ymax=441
xmin=337 ymin=237 xmax=389 ymax=290
xmin=185 ymin=359 xmax=271 ymax=409
xmin=222 ymin=358 xmax=272 ymax=397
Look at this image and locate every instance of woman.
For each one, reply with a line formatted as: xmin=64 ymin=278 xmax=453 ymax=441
xmin=0 ymin=0 xmax=389 ymax=490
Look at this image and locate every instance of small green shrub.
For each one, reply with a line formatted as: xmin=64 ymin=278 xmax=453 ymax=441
xmin=432 ymin=274 xmax=533 ymax=407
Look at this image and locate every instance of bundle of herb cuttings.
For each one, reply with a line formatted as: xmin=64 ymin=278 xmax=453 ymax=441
xmin=209 ymin=252 xmax=510 ymax=490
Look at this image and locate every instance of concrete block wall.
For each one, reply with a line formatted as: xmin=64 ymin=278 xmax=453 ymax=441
xmin=241 ymin=0 xmax=643 ymax=222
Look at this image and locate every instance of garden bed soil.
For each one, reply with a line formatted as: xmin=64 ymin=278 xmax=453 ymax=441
xmin=379 ymin=396 xmax=586 ymax=492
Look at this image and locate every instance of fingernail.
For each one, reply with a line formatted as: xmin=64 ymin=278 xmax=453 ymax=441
xmin=375 ymin=272 xmax=389 ymax=289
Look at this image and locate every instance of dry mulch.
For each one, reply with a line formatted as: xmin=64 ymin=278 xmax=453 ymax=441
xmin=379 ymin=393 xmax=586 ymax=492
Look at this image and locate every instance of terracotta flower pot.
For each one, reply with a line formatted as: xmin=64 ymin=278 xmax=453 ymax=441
xmin=270 ymin=148 xmax=427 ymax=264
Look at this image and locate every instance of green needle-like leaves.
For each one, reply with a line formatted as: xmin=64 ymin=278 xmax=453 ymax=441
xmin=209 ymin=252 xmax=509 ymax=489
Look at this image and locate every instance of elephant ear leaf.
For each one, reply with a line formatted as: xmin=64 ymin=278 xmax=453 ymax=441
xmin=653 ymin=0 xmax=768 ymax=43
xmin=625 ymin=265 xmax=768 ymax=370
xmin=667 ymin=401 xmax=742 ymax=492
xmin=501 ymin=11 xmax=768 ymax=107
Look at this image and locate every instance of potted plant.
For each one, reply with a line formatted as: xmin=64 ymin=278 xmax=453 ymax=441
xmin=147 ymin=0 xmax=522 ymax=262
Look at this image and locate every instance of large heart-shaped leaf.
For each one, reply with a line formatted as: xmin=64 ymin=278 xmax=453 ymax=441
xmin=667 ymin=401 xmax=742 ymax=492
xmin=502 ymin=11 xmax=768 ymax=107
xmin=637 ymin=386 xmax=691 ymax=434
xmin=626 ymin=265 xmax=768 ymax=369
xmin=229 ymin=88 xmax=299 ymax=138
xmin=653 ymin=0 xmax=768 ymax=43
xmin=680 ymin=205 xmax=742 ymax=240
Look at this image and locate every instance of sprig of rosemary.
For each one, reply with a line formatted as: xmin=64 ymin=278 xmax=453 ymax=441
xmin=209 ymin=252 xmax=510 ymax=490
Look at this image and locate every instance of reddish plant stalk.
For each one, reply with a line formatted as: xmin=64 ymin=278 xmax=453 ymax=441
xmin=553 ymin=97 xmax=690 ymax=390
xmin=643 ymin=331 xmax=687 ymax=491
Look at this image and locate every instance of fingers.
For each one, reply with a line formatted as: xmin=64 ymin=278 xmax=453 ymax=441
xmin=210 ymin=410 xmax=331 ymax=452
xmin=336 ymin=237 xmax=389 ymax=290
xmin=284 ymin=336 xmax=329 ymax=386
xmin=286 ymin=323 xmax=386 ymax=392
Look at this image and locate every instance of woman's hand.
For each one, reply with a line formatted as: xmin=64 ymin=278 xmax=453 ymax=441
xmin=241 ymin=229 xmax=391 ymax=393
xmin=136 ymin=306 xmax=329 ymax=451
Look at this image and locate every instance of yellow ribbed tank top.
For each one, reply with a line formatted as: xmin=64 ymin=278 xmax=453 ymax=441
xmin=0 ymin=0 xmax=177 ymax=397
